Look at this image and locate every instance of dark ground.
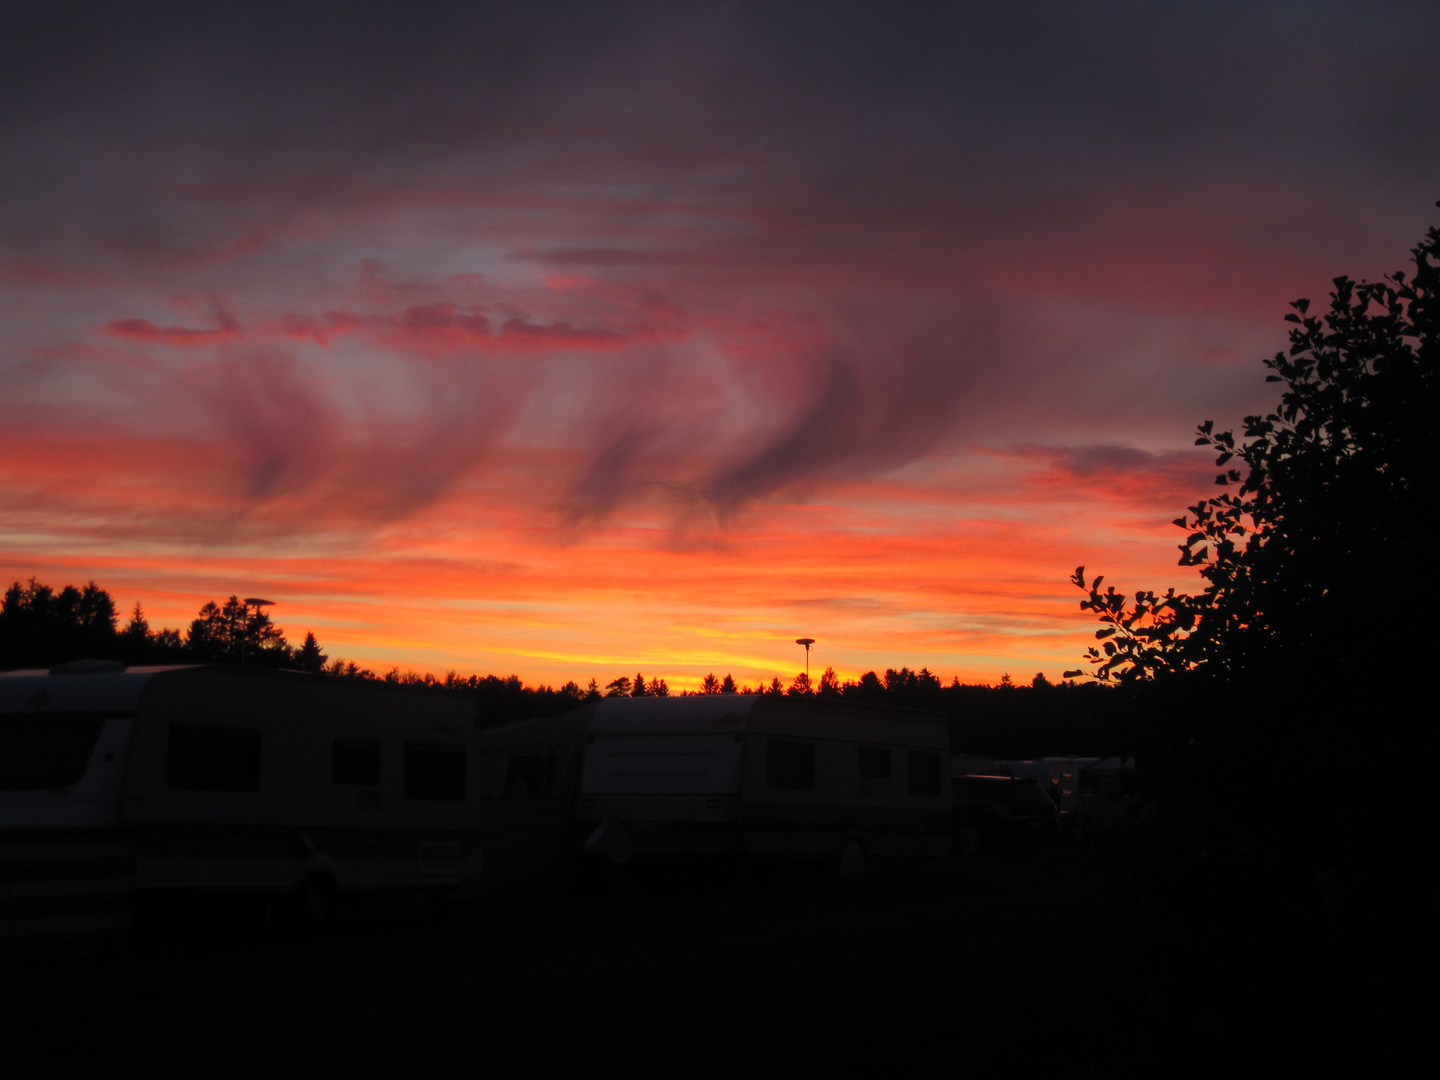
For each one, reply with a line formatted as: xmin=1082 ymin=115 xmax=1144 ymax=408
xmin=1 ymin=844 xmax=1351 ymax=1076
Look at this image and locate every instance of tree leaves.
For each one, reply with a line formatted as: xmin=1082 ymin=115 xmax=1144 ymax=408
xmin=1070 ymin=207 xmax=1437 ymax=686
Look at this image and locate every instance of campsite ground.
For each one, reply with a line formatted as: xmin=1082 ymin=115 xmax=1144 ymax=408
xmin=7 ymin=845 xmax=1152 ymax=1074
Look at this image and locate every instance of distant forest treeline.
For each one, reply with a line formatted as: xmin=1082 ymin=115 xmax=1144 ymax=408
xmin=1 ymin=576 xmax=1123 ymax=757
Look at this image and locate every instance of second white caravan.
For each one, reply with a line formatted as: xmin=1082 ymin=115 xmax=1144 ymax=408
xmin=569 ymin=694 xmax=952 ymax=881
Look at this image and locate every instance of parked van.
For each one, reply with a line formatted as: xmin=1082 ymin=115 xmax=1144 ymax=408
xmin=1 ymin=664 xmax=483 ymax=942
xmin=556 ymin=694 xmax=951 ymax=882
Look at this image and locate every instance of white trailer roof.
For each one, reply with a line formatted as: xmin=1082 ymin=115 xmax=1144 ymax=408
xmin=586 ymin=695 xmax=948 ymax=747
xmin=588 ymin=695 xmax=759 ymax=735
xmin=0 ymin=665 xmax=479 ymax=720
xmin=0 ymin=666 xmax=193 ymax=714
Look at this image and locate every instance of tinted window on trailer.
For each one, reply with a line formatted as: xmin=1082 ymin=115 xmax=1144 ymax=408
xmin=333 ymin=740 xmax=380 ymax=785
xmin=168 ymin=724 xmax=261 ymax=791
xmin=857 ymin=746 xmax=891 ymax=779
xmin=404 ymin=742 xmax=466 ymax=800
xmin=0 ymin=713 xmax=107 ymax=791
xmin=767 ymin=740 xmax=815 ymax=790
xmin=907 ymin=750 xmax=941 ymax=796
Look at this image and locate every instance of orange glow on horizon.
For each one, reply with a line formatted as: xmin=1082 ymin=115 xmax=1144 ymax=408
xmin=1 ymin=451 xmax=1204 ymax=691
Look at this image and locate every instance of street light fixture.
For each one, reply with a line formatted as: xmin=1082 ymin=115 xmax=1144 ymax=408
xmin=795 ymin=638 xmax=815 ymax=681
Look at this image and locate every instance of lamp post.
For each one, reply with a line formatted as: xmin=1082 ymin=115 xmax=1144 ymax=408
xmin=240 ymin=598 xmax=275 ymax=666
xmin=795 ymin=638 xmax=815 ymax=682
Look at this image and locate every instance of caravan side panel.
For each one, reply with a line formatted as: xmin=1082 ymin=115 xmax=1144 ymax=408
xmin=119 ymin=669 xmax=482 ymax=897
xmin=738 ymin=708 xmax=951 ymax=864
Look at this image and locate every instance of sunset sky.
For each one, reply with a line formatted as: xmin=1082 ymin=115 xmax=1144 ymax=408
xmin=3 ymin=2 xmax=1438 ymax=689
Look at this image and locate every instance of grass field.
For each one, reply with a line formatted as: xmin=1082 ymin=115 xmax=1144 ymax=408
xmin=15 ymin=841 xmax=1368 ymax=1076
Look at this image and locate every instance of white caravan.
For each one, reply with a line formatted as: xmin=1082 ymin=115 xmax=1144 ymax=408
xmin=565 ymin=694 xmax=952 ymax=881
xmin=1 ymin=664 xmax=483 ymax=942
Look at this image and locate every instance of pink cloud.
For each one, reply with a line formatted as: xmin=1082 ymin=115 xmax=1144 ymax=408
xmin=997 ymin=443 xmax=1216 ymax=508
xmin=104 ymin=308 xmax=242 ymax=346
xmin=277 ymin=301 xmax=662 ymax=356
xmin=275 ymin=310 xmax=367 ymax=347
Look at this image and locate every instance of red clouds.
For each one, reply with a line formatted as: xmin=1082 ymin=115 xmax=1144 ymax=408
xmin=278 ymin=305 xmax=493 ymax=351
xmin=275 ymin=303 xmax=654 ymax=354
xmin=496 ymin=317 xmax=637 ymax=349
xmin=6 ymin=3 xmax=1438 ymax=684
xmin=1000 ymin=444 xmax=1217 ymax=510
xmin=275 ymin=311 xmax=366 ymax=347
xmin=105 ymin=317 xmax=241 ymax=345
xmin=5 ymin=169 xmax=1391 ymax=689
xmin=105 ymin=307 xmax=243 ymax=346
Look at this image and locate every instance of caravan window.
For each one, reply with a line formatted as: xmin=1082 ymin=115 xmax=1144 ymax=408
xmin=0 ymin=712 xmax=107 ymax=791
xmin=168 ymin=724 xmax=261 ymax=792
xmin=333 ymin=740 xmax=381 ymax=785
xmin=907 ymin=750 xmax=941 ymax=796
xmin=404 ymin=742 xmax=466 ymax=801
xmin=766 ymin=740 xmax=815 ymax=790
xmin=857 ymin=746 xmax=891 ymax=779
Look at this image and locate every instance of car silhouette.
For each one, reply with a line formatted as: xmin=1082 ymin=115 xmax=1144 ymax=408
xmin=951 ymin=775 xmax=1060 ymax=855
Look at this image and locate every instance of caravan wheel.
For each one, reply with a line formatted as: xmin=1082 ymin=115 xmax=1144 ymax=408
xmin=837 ymin=840 xmax=865 ymax=885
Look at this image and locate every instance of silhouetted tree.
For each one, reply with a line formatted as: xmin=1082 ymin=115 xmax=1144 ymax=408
xmin=1 ymin=578 xmax=120 ymax=668
xmin=1185 ymin=248 xmax=1433 ymax=694
xmin=108 ymin=601 xmax=187 ymax=665
xmin=121 ymin=602 xmax=149 ymax=642
xmin=295 ymin=632 xmax=328 ymax=672
xmin=700 ymin=672 xmax=721 ymax=694
xmin=1066 ymin=209 xmax=1440 ymax=1047
xmin=150 ymin=628 xmax=185 ymax=656
xmin=720 ymin=673 xmax=737 ymax=693
xmin=470 ymin=673 xmax=529 ymax=723
xmin=787 ymin=671 xmax=812 ymax=696
xmin=851 ymin=671 xmax=884 ymax=700
xmin=818 ymin=666 xmax=840 ymax=696
xmin=185 ymin=596 xmax=290 ymax=665
xmin=116 ymin=602 xmax=150 ymax=662
xmin=605 ymin=675 xmax=632 ymax=697
xmin=1074 ymin=210 xmax=1436 ymax=701
xmin=186 ymin=601 xmax=225 ymax=659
